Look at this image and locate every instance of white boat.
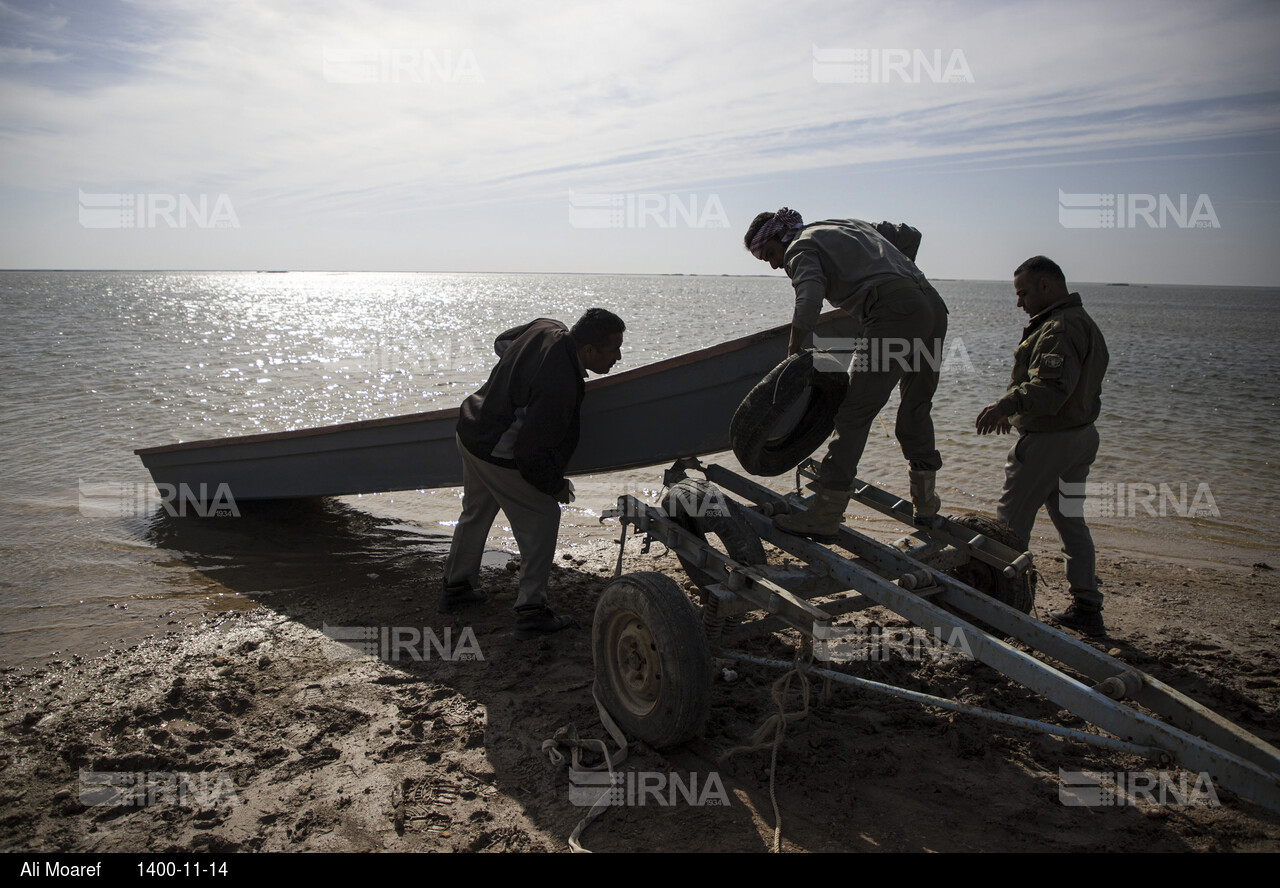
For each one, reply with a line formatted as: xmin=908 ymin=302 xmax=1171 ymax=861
xmin=135 ymin=311 xmax=859 ymax=499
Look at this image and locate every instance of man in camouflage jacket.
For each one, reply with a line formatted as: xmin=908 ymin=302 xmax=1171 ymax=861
xmin=976 ymin=256 xmax=1110 ymax=636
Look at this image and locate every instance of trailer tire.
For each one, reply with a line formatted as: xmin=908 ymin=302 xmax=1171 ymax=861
xmin=945 ymin=513 xmax=1036 ymax=635
xmin=730 ymin=350 xmax=849 ymax=476
xmin=661 ymin=479 xmax=767 ymax=590
xmin=593 ymin=571 xmax=712 ymax=748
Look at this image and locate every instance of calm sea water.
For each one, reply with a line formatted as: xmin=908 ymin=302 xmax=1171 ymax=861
xmin=1 ymin=271 xmax=1276 ymax=664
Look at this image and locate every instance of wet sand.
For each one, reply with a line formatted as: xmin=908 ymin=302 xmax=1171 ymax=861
xmin=2 ymin=501 xmax=1279 ymax=853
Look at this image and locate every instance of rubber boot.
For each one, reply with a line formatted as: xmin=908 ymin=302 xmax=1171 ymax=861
xmin=908 ymin=469 xmax=941 ymax=526
xmin=773 ymin=486 xmax=850 ymax=544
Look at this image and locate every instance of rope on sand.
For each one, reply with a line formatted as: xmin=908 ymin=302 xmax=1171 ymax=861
xmin=541 ymin=684 xmax=630 ymax=853
xmin=718 ymin=644 xmax=814 ymax=853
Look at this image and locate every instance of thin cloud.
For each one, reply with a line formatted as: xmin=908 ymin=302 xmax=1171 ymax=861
xmin=0 ymin=46 xmax=67 ymax=64
xmin=1 ymin=0 xmax=1278 ymax=279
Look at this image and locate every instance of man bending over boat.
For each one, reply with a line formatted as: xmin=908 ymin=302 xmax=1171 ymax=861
xmin=745 ymin=207 xmax=949 ymax=542
xmin=440 ymin=308 xmax=626 ymax=640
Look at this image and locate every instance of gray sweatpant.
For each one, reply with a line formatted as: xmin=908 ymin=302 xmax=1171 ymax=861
xmin=819 ymin=283 xmax=949 ymax=490
xmin=444 ymin=435 xmax=562 ymax=611
xmin=996 ymin=424 xmax=1101 ymax=606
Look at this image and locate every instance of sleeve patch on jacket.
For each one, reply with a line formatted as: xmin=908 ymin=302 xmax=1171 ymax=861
xmin=1039 ymin=353 xmax=1064 ymax=377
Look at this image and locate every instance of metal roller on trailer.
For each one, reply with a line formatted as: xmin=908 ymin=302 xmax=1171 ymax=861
xmin=595 ymin=456 xmax=1280 ymax=815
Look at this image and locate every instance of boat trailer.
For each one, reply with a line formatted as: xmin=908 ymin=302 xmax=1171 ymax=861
xmin=594 ymin=456 xmax=1280 ymax=815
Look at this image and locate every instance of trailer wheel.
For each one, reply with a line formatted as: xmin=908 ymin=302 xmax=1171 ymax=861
xmin=730 ymin=350 xmax=849 ymax=476
xmin=945 ymin=513 xmax=1035 ymax=634
xmin=661 ymin=479 xmax=766 ymax=589
xmin=592 ymin=571 xmax=711 ymax=748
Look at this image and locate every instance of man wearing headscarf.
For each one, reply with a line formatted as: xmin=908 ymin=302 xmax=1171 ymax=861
xmin=745 ymin=208 xmax=949 ymax=542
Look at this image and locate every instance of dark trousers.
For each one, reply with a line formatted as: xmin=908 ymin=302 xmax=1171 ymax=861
xmin=996 ymin=424 xmax=1101 ymax=606
xmin=819 ymin=283 xmax=949 ymax=490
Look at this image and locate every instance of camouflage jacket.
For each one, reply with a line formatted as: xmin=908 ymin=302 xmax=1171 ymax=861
xmin=996 ymin=294 xmax=1109 ymax=433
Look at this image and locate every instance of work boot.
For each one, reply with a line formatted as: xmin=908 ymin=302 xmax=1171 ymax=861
xmin=908 ymin=469 xmax=941 ymax=526
xmin=1048 ymin=601 xmax=1106 ymax=637
xmin=514 ymin=605 xmax=575 ymax=640
xmin=438 ymin=578 xmax=487 ymax=614
xmin=772 ymin=486 xmax=850 ymax=544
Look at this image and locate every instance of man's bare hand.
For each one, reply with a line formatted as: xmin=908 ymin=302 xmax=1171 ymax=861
xmin=555 ymin=480 xmax=576 ymax=504
xmin=975 ymin=403 xmax=1012 ymax=436
xmin=787 ymin=325 xmax=808 ymax=358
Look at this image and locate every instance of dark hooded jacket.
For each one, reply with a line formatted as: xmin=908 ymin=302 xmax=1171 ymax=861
xmin=457 ymin=319 xmax=584 ymax=496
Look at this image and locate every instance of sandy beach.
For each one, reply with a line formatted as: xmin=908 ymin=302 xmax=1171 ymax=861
xmin=2 ymin=520 xmax=1278 ymax=853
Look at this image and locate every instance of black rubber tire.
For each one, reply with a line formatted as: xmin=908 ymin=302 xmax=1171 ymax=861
xmin=592 ymin=571 xmax=712 ymax=749
xmin=730 ymin=350 xmax=849 ymax=476
xmin=944 ymin=513 xmax=1036 ymax=635
xmin=661 ymin=479 xmax=767 ymax=590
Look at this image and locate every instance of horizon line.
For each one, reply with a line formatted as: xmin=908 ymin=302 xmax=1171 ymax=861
xmin=2 ymin=269 xmax=1279 ymax=289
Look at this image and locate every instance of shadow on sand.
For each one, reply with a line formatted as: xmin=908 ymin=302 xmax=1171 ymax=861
xmin=132 ymin=498 xmax=1235 ymax=852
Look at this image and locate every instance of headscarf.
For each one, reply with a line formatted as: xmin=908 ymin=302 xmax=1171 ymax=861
xmin=748 ymin=207 xmax=804 ymax=259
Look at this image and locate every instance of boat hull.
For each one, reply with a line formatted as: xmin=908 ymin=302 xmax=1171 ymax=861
xmin=135 ymin=311 xmax=860 ymax=499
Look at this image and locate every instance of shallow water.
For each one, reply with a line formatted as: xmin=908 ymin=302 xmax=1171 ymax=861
xmin=1 ymin=271 xmax=1276 ymax=664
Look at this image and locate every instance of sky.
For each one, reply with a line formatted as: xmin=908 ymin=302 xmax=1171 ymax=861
xmin=1 ymin=0 xmax=1278 ymax=285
